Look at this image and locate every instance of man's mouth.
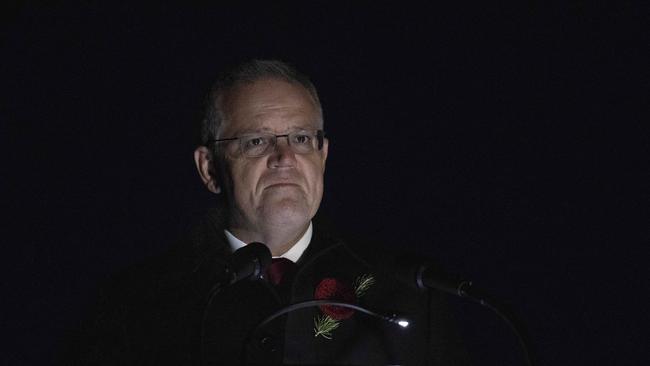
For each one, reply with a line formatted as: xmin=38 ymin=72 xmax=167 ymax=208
xmin=265 ymin=182 xmax=300 ymax=189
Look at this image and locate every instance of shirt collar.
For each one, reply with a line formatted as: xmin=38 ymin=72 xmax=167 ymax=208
xmin=224 ymin=222 xmax=312 ymax=263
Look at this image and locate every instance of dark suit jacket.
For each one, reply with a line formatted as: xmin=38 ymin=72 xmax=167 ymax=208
xmin=63 ymin=207 xmax=468 ymax=365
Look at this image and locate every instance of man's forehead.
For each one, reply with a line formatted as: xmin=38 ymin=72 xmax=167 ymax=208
xmin=237 ymin=125 xmax=317 ymax=134
xmin=227 ymin=78 xmax=316 ymax=109
xmin=221 ymin=118 xmax=320 ymax=138
xmin=220 ymin=78 xmax=320 ymax=135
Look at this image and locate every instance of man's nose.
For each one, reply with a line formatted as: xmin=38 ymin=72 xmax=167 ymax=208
xmin=268 ymin=137 xmax=296 ymax=167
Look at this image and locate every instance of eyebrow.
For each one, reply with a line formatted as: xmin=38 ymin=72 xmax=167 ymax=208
xmin=236 ymin=126 xmax=316 ymax=135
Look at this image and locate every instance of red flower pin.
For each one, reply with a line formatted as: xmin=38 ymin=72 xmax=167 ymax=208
xmin=314 ymin=278 xmax=356 ymax=320
xmin=313 ymin=274 xmax=375 ymax=339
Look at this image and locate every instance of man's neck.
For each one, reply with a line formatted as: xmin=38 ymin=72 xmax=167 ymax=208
xmin=227 ymin=221 xmax=311 ymax=256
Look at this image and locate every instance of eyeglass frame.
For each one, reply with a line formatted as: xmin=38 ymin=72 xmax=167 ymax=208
xmin=206 ymin=129 xmax=325 ymax=157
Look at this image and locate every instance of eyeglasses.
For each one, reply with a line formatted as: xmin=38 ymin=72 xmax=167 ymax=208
xmin=208 ymin=130 xmax=324 ymax=157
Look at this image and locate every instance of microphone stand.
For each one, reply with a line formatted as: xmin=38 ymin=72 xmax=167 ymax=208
xmin=435 ymin=277 xmax=536 ymax=366
xmin=241 ymin=300 xmax=410 ymax=365
xmin=201 ymin=242 xmax=271 ymax=365
xmin=476 ymin=297 xmax=535 ymax=366
xmin=200 ymin=280 xmax=226 ymax=366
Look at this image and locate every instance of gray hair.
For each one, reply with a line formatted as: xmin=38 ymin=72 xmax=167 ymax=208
xmin=200 ymin=59 xmax=323 ymax=145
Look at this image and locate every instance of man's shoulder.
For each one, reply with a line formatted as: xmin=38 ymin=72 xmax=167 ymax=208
xmin=91 ymin=206 xmax=230 ymax=314
xmin=87 ymin=248 xmax=190 ymax=323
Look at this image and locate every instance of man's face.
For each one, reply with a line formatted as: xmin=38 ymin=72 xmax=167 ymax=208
xmin=216 ymin=78 xmax=328 ymax=236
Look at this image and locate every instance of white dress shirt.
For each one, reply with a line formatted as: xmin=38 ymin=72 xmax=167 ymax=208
xmin=224 ymin=222 xmax=312 ymax=263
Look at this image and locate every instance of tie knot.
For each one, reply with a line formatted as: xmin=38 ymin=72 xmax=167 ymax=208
xmin=265 ymin=258 xmax=295 ymax=286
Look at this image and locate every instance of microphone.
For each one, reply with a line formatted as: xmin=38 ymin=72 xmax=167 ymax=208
xmin=414 ymin=264 xmax=485 ymax=303
xmin=395 ymin=259 xmax=536 ymax=366
xmin=224 ymin=242 xmax=272 ymax=286
xmin=201 ymin=242 xmax=272 ymax=365
xmin=243 ymin=300 xmax=410 ymax=364
xmin=389 ymin=256 xmax=487 ymax=303
xmin=252 ymin=300 xmax=411 ymax=333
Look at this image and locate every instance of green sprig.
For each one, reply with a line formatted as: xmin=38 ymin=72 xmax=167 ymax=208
xmin=354 ymin=274 xmax=375 ymax=297
xmin=314 ymin=314 xmax=339 ymax=339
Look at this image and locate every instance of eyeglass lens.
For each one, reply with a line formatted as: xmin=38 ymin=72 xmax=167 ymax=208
xmin=240 ymin=131 xmax=321 ymax=157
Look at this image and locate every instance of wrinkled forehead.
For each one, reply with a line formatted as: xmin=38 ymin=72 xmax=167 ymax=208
xmin=218 ymin=78 xmax=322 ymax=136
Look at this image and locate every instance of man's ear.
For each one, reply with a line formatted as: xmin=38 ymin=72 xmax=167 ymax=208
xmin=320 ymin=137 xmax=329 ymax=170
xmin=194 ymin=146 xmax=222 ymax=194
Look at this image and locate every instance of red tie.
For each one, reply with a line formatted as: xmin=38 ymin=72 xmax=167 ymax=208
xmin=265 ymin=258 xmax=295 ymax=286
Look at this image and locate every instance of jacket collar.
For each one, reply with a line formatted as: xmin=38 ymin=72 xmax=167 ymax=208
xmin=186 ymin=203 xmax=346 ymax=295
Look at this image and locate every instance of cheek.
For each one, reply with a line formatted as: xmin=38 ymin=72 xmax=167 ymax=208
xmin=231 ymin=161 xmax=263 ymax=195
xmin=305 ymin=160 xmax=325 ymax=192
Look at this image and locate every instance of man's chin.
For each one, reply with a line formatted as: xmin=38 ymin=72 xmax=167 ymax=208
xmin=260 ymin=201 xmax=311 ymax=227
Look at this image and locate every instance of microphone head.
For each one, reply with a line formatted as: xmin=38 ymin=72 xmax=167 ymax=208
xmin=227 ymin=242 xmax=272 ymax=285
xmin=390 ymin=255 xmax=466 ymax=296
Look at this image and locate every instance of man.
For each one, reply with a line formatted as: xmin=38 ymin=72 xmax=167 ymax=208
xmin=194 ymin=61 xmax=327 ymax=261
xmin=67 ymin=60 xmax=468 ymax=365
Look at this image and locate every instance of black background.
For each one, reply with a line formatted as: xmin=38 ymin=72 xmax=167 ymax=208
xmin=3 ymin=3 xmax=647 ymax=365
